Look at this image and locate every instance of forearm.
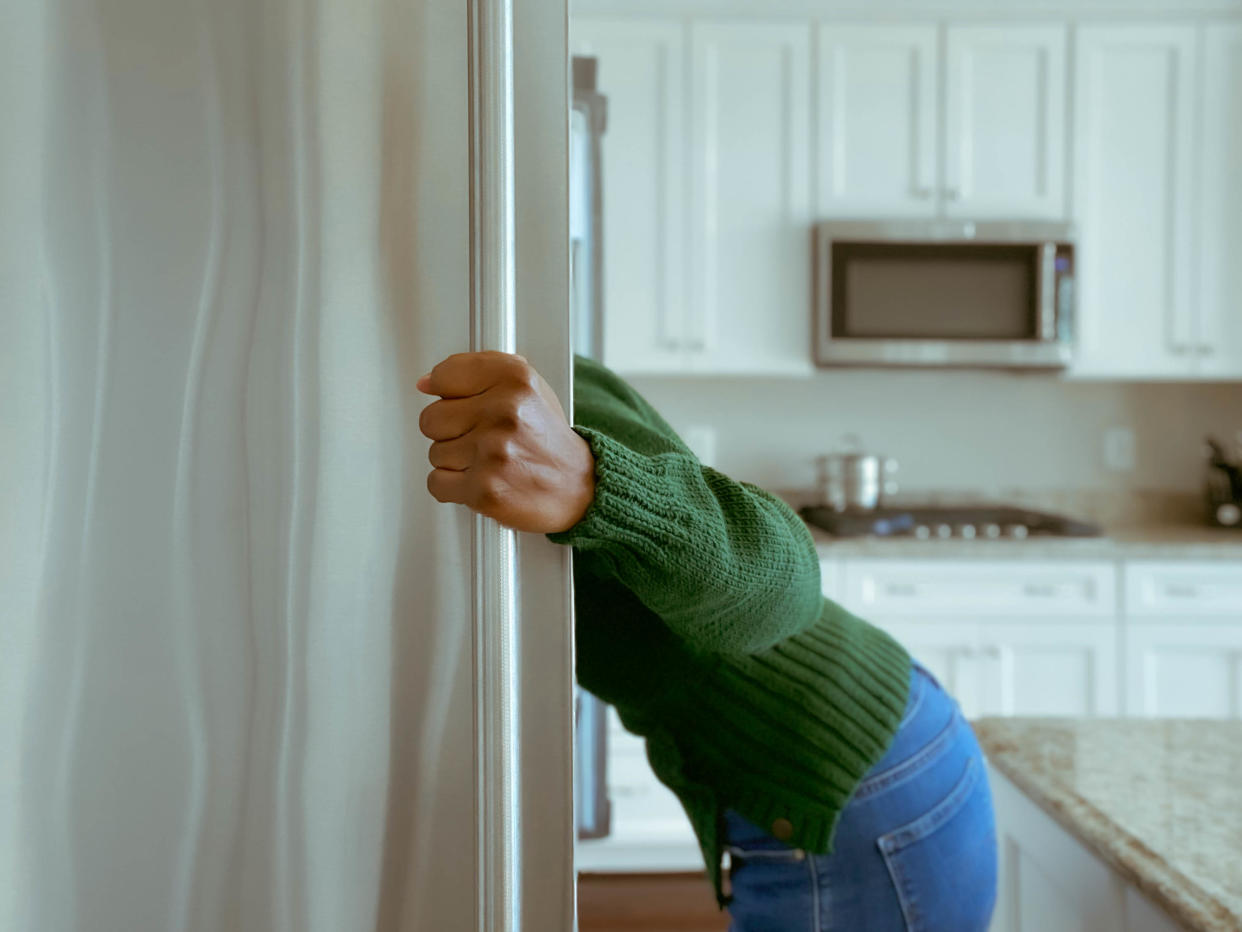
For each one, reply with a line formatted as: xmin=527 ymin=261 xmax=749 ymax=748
xmin=549 ymin=427 xmax=823 ymax=655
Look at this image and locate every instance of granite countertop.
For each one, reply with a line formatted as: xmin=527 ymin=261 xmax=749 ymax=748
xmin=808 ymin=524 xmax=1242 ymax=560
xmin=973 ymin=718 xmax=1242 ymax=931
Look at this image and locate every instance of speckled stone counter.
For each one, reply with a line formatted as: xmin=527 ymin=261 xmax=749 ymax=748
xmin=973 ymin=718 xmax=1242 ymax=931
xmin=809 ymin=525 xmax=1242 ymax=560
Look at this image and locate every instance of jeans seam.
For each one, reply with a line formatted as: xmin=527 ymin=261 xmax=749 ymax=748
xmin=880 ymin=755 xmax=981 ymax=853
xmin=897 ymin=673 xmax=924 ymax=729
xmin=877 ymin=755 xmax=983 ymax=930
xmin=852 ymin=708 xmax=961 ymax=801
xmin=807 ymin=848 xmax=820 ymax=932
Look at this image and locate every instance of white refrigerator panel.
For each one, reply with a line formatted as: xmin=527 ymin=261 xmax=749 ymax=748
xmin=0 ymin=0 xmax=573 ymax=930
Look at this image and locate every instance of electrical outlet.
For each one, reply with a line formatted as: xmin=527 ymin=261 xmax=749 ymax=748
xmin=1103 ymin=427 xmax=1136 ymax=472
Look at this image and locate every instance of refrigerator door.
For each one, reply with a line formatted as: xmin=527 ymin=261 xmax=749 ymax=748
xmin=0 ymin=1 xmax=573 ymax=930
xmin=569 ymin=57 xmax=612 ymax=843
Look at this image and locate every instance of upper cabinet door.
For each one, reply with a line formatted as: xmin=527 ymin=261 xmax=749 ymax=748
xmin=571 ymin=20 xmax=688 ymax=374
xmin=816 ymin=24 xmax=938 ymax=218
xmin=689 ymin=22 xmax=814 ymax=375
xmin=1198 ymin=24 xmax=1242 ymax=379
xmin=944 ymin=25 xmax=1068 ymax=220
xmin=1070 ymin=25 xmax=1199 ymax=378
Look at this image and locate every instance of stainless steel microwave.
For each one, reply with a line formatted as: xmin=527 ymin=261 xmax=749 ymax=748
xmin=814 ymin=220 xmax=1076 ymax=370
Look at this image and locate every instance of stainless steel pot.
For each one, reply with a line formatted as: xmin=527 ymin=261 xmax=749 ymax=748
xmin=816 ymin=451 xmax=899 ymax=512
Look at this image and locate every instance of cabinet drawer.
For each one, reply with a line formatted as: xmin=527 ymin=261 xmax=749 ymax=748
xmin=1125 ymin=561 xmax=1242 ymax=618
xmin=842 ymin=560 xmax=1116 ymax=618
xmin=607 ymin=747 xmax=688 ymax=836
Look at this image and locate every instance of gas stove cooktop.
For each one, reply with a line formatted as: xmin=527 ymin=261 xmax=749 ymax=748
xmin=800 ymin=504 xmax=1102 ymax=540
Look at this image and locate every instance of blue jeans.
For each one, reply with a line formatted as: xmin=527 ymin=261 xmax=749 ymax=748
xmin=723 ymin=661 xmax=997 ymax=931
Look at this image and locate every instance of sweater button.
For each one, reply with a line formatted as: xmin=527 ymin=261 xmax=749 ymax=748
xmin=770 ymin=818 xmax=794 ymax=842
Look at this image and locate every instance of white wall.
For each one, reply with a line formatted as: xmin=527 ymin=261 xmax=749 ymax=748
xmin=628 ymin=371 xmax=1242 ymax=498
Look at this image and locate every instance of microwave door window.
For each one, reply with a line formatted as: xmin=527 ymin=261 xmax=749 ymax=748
xmin=833 ymin=243 xmax=1037 ymax=340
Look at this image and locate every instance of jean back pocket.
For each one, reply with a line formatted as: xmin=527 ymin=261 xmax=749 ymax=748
xmin=878 ymin=755 xmax=998 ymax=931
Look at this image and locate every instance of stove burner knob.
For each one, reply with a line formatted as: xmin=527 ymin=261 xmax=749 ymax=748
xmin=914 ymin=524 xmax=932 ymax=540
xmin=983 ymin=523 xmax=1002 ymax=539
xmin=958 ymin=524 xmax=978 ymax=540
xmin=1217 ymin=503 xmax=1242 ymax=527
xmin=935 ymin=523 xmax=954 ymax=539
xmin=1003 ymin=524 xmax=1030 ymax=540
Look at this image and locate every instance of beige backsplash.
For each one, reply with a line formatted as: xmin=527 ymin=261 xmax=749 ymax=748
xmin=626 ymin=369 xmax=1242 ymax=509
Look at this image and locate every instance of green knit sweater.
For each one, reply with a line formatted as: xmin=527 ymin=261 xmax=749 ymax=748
xmin=548 ymin=355 xmax=912 ymax=906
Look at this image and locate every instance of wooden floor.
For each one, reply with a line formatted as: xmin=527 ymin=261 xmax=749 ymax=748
xmin=578 ymin=873 xmax=730 ymax=932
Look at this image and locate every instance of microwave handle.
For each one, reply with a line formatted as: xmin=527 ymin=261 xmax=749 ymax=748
xmin=1036 ymin=242 xmax=1057 ymax=341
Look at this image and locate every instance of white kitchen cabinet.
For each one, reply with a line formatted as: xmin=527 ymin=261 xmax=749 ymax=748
xmin=944 ymin=25 xmax=1068 ymax=220
xmin=1124 ymin=560 xmax=1242 ymax=617
xmin=978 ymin=624 xmax=1119 ymax=717
xmin=571 ymin=20 xmax=689 ymax=375
xmin=875 ymin=622 xmax=989 ymax=717
xmin=841 ymin=560 xmax=1119 ymax=719
xmin=816 ymin=23 xmax=1069 ymax=222
xmin=1071 ymin=25 xmax=1200 ymax=378
xmin=1125 ymin=625 xmax=1242 ymax=718
xmin=815 ymin=25 xmax=939 ymax=217
xmin=988 ymin=767 xmax=1183 ymax=932
xmin=605 ymin=708 xmax=696 ymax=842
xmin=1197 ymin=24 xmax=1242 ymax=379
xmin=1121 ymin=555 xmax=1242 ymax=717
xmin=876 ymin=621 xmax=1118 ymax=719
xmin=688 ymin=22 xmax=814 ymax=376
xmin=842 ymin=559 xmax=1115 ymax=618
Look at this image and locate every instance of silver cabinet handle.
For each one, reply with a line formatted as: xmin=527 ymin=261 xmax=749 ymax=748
xmin=944 ymin=187 xmax=961 ymax=201
xmin=1023 ymin=583 xmax=1057 ymax=598
xmin=1196 ymin=344 xmax=1215 ymax=356
xmin=1165 ymin=584 xmax=1200 ymax=599
xmin=884 ymin=583 xmax=918 ymax=597
xmin=912 ymin=186 xmax=934 ymax=200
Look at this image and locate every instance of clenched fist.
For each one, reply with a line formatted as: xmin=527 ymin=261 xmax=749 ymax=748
xmin=416 ymin=351 xmax=596 ymax=534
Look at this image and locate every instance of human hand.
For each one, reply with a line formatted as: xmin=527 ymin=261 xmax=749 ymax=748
xmin=416 ymin=351 xmax=596 ymax=533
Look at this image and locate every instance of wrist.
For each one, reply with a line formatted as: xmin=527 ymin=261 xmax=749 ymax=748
xmin=554 ymin=431 xmax=597 ymax=534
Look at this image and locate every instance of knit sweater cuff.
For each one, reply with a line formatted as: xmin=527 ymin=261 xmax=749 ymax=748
xmin=548 ymin=426 xmax=671 ymax=550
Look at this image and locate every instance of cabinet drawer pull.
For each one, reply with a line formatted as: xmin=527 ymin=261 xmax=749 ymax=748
xmin=1164 ymin=584 xmax=1200 ymax=599
xmin=1023 ymin=583 xmax=1057 ymax=598
xmin=884 ymin=583 xmax=918 ymax=597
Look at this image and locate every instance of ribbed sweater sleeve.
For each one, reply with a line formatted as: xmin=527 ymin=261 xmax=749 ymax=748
xmin=547 ymin=360 xmax=823 ymax=656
